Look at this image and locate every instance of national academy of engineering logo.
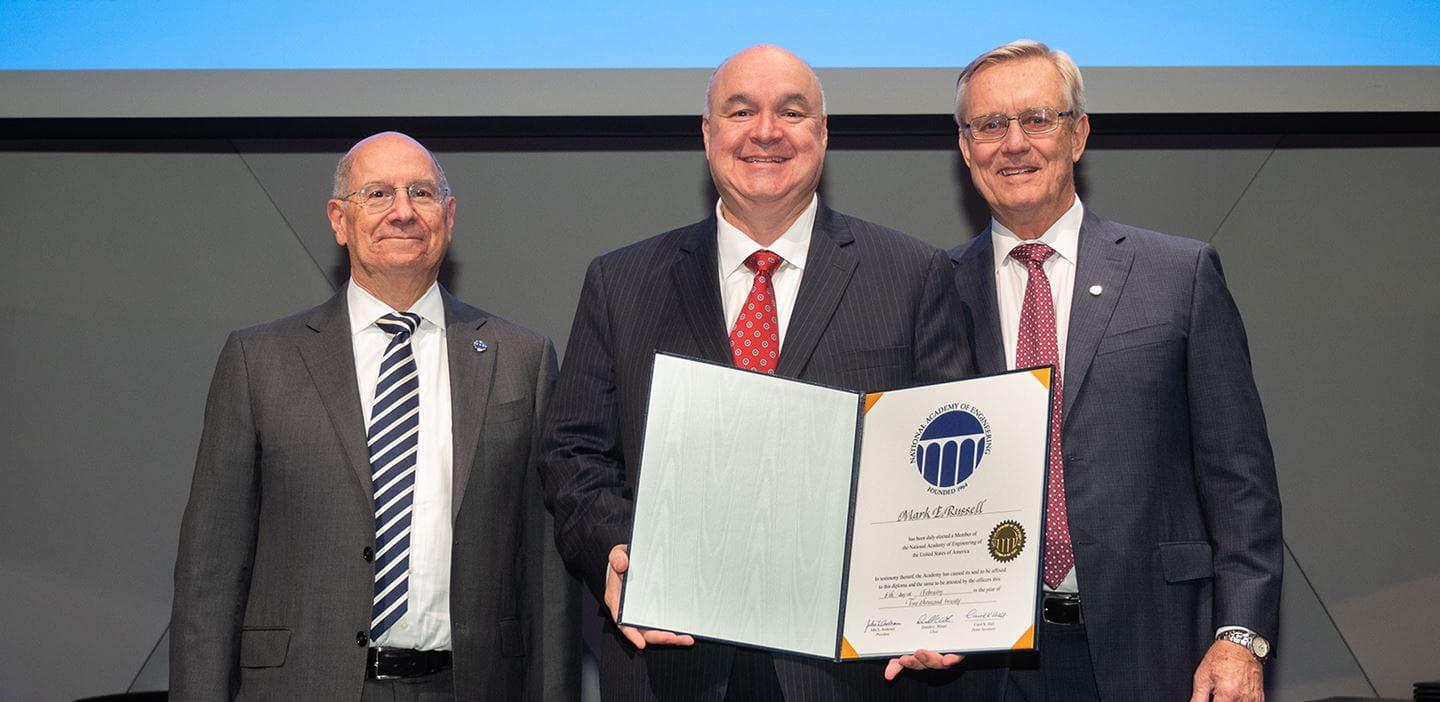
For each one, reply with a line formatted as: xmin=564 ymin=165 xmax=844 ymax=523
xmin=909 ymin=403 xmax=992 ymax=493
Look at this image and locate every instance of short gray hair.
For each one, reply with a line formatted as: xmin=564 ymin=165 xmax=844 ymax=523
xmin=954 ymin=39 xmax=1085 ymax=126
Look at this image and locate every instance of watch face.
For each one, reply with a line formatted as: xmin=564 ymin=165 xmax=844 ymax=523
xmin=1251 ymin=635 xmax=1271 ymax=658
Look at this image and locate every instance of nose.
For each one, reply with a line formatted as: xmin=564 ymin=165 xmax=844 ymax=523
xmin=386 ymin=188 xmax=419 ymax=221
xmin=999 ymin=121 xmax=1032 ymax=154
xmin=751 ymin=112 xmax=783 ymax=145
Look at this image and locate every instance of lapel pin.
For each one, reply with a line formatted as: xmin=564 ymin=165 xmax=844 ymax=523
xmin=1088 ymin=284 xmax=1103 ymax=297
xmin=473 ymin=340 xmax=488 ymax=352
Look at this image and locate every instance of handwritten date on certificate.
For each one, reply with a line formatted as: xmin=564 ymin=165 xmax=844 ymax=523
xmin=873 ymin=567 xmax=1009 ymax=604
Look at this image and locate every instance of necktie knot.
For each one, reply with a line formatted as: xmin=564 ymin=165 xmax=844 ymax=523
xmin=376 ymin=312 xmax=421 ymax=340
xmin=1009 ymin=243 xmax=1055 ymax=268
xmin=744 ymin=250 xmax=783 ymax=275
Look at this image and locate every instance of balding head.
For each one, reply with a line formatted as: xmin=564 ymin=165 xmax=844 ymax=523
xmin=333 ymin=131 xmax=449 ymax=200
xmin=704 ymin=45 xmax=827 ymax=118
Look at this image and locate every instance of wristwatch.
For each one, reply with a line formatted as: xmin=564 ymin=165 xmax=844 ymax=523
xmin=1216 ymin=629 xmax=1271 ymax=663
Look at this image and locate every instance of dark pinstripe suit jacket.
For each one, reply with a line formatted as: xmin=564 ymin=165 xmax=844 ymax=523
xmin=947 ymin=210 xmax=1282 ymax=700
xmin=541 ymin=204 xmax=975 ymax=701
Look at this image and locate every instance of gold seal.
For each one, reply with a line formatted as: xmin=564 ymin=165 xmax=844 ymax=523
xmin=988 ymin=520 xmax=1025 ymax=562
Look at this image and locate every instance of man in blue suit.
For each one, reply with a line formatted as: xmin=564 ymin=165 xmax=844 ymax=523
xmin=889 ymin=40 xmax=1282 ymax=701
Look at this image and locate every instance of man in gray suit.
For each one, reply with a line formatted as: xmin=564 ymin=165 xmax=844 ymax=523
xmin=541 ymin=45 xmax=972 ymax=701
xmin=888 ymin=40 xmax=1282 ymax=701
xmin=171 ymin=132 xmax=576 ymax=700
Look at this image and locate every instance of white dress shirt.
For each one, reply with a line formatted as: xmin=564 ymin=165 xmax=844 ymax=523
xmin=347 ymin=280 xmax=453 ymax=650
xmin=716 ymin=195 xmax=818 ymax=351
xmin=990 ymin=196 xmax=1084 ymax=592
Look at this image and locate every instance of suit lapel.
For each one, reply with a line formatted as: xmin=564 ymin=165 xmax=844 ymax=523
xmin=444 ymin=290 xmax=494 ymax=519
xmin=297 ymin=291 xmax=374 ymax=498
xmin=951 ymin=229 xmax=1006 ymax=375
xmin=777 ymin=205 xmax=857 ymax=377
xmin=669 ymin=217 xmax=732 ymax=365
xmin=1063 ymin=211 xmax=1135 ymax=417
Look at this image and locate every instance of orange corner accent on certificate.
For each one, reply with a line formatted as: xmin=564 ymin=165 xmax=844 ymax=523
xmin=863 ymin=392 xmax=885 ymax=414
xmin=1012 ymin=625 xmax=1036 ymax=649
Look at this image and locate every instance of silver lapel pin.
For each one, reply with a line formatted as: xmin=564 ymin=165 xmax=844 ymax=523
xmin=1088 ymin=284 xmax=1103 ymax=297
xmin=473 ymin=339 xmax=488 ymax=352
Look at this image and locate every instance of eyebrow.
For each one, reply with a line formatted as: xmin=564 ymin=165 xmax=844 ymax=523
xmin=718 ymin=92 xmax=816 ymax=112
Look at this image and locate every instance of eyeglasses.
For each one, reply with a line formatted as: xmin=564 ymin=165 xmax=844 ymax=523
xmin=962 ymin=107 xmax=1074 ymax=142
xmin=337 ymin=181 xmax=450 ymax=212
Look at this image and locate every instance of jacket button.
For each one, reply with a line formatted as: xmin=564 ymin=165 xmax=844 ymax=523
xmin=356 ymin=631 xmax=369 ymax=647
xmin=363 ymin=547 xmax=374 ymax=563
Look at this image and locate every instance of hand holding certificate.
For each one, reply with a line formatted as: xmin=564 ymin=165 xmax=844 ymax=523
xmin=618 ymin=354 xmax=1055 ymax=661
xmin=605 ymin=544 xmax=695 ymax=650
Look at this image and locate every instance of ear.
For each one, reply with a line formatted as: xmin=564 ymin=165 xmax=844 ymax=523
xmin=957 ymin=131 xmax=973 ymax=168
xmin=327 ymin=199 xmax=348 ymax=246
xmin=701 ymin=116 xmax=712 ymax=157
xmin=820 ymin=114 xmax=829 ymax=149
xmin=1070 ymin=113 xmax=1091 ymax=163
xmin=443 ymin=196 xmax=457 ymax=243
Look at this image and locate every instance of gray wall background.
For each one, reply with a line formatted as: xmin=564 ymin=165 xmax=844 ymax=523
xmin=2 ymin=127 xmax=1437 ymax=701
xmin=5 ymin=67 xmax=1440 ymax=117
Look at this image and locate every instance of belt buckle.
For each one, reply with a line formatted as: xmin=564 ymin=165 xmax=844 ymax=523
xmin=1043 ymin=593 xmax=1082 ymax=625
xmin=371 ymin=647 xmax=402 ymax=681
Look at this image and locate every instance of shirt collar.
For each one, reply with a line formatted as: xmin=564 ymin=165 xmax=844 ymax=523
xmin=716 ymin=194 xmax=817 ymax=277
xmin=991 ymin=196 xmax=1084 ymax=269
xmin=347 ymin=279 xmax=445 ymax=335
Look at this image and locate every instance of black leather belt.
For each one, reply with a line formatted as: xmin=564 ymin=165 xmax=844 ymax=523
xmin=1042 ymin=593 xmax=1083 ymax=625
xmin=367 ymin=647 xmax=453 ymax=679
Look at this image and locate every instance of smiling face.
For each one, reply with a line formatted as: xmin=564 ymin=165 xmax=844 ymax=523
xmin=958 ymin=57 xmax=1090 ymax=238
xmin=703 ymin=45 xmax=828 ymax=228
xmin=326 ymin=133 xmax=455 ymax=290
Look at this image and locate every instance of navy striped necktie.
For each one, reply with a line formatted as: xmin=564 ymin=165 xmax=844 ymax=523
xmin=369 ymin=311 xmax=422 ymax=639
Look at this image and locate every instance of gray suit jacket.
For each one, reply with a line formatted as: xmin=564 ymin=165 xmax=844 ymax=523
xmin=541 ymin=204 xmax=975 ymax=702
xmin=172 ymin=288 xmax=578 ymax=701
xmin=949 ymin=210 xmax=1282 ymax=700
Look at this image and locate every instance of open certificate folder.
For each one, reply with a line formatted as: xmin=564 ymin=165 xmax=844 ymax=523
xmin=618 ymin=353 xmax=1054 ymax=661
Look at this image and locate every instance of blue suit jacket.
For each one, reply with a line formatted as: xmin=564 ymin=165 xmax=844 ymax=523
xmin=949 ymin=210 xmax=1282 ymax=700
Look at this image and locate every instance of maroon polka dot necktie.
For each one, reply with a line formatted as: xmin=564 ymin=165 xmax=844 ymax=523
xmin=1010 ymin=243 xmax=1075 ymax=588
xmin=729 ymin=250 xmax=782 ymax=373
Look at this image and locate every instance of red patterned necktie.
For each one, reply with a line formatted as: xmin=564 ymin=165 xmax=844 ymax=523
xmin=1010 ymin=243 xmax=1075 ymax=588
xmin=729 ymin=250 xmax=783 ymax=373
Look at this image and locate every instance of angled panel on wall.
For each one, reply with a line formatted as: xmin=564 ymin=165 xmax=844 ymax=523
xmin=0 ymin=148 xmax=333 ymax=700
xmin=1077 ymin=134 xmax=1279 ymax=242
xmin=823 ymin=148 xmax=982 ymax=248
xmin=1268 ymin=548 xmax=1376 ymax=701
xmin=1211 ymin=137 xmax=1440 ymax=698
xmin=825 ymin=135 xmax=1281 ymax=252
xmin=231 ymin=141 xmax=354 ymax=289
xmin=440 ymin=149 xmax=714 ymax=353
xmin=238 ymin=142 xmax=717 ymax=355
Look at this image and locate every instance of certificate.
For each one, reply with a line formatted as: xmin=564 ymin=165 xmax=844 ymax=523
xmin=618 ymin=353 xmax=1052 ymax=660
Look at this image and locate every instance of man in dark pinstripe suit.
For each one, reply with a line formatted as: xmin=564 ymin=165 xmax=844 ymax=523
xmin=540 ymin=45 xmax=974 ymax=701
